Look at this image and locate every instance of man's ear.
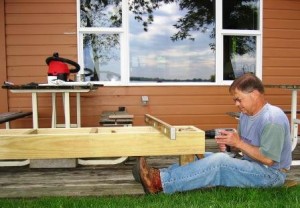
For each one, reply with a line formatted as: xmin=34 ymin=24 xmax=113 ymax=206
xmin=251 ymin=90 xmax=260 ymax=98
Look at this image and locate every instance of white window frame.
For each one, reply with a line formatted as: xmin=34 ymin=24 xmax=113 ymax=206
xmin=77 ymin=0 xmax=263 ymax=86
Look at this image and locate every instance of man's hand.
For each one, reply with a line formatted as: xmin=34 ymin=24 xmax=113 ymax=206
xmin=215 ymin=129 xmax=274 ymax=166
xmin=215 ymin=129 xmax=240 ymax=152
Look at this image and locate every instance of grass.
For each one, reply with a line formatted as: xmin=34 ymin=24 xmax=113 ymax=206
xmin=0 ymin=186 xmax=299 ymax=208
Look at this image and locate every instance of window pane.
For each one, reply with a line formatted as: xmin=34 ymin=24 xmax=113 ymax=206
xmin=223 ymin=36 xmax=256 ymax=80
xmin=80 ymin=0 xmax=122 ymax=27
xmin=223 ymin=0 xmax=259 ymax=30
xmin=83 ymin=34 xmax=121 ymax=81
xmin=129 ymin=0 xmax=216 ymax=82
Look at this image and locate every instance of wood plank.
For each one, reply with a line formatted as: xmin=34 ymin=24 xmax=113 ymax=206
xmin=86 ymin=114 xmax=239 ymax=130
xmin=7 ymin=55 xmax=78 ymax=66
xmin=7 ymin=35 xmax=76 ymax=45
xmin=82 ymin=95 xmax=236 ymax=106
xmin=264 ymin=67 xmax=300 ymax=76
xmin=263 ymin=58 xmax=300 ymax=67
xmin=6 ymin=14 xmax=76 ymax=24
xmin=6 ymin=25 xmax=77 ymax=35
xmin=263 ymin=76 xmax=300 ymax=85
xmin=264 ymin=39 xmax=300 ymax=49
xmin=264 ymin=0 xmax=300 ymax=10
xmin=88 ymin=86 xmax=230 ymax=96
xmin=0 ymin=162 xmax=145 ymax=197
xmin=264 ymin=19 xmax=300 ymax=30
xmin=89 ymin=127 xmax=98 ymax=133
xmin=264 ymin=9 xmax=300 ymax=19
xmin=82 ymin=105 xmax=235 ymax=116
xmin=0 ymin=126 xmax=205 ymax=159
xmin=263 ymin=29 xmax=300 ymax=39
xmin=6 ymin=3 xmax=76 ymax=14
xmin=0 ymin=155 xmax=299 ymax=198
xmin=145 ymin=114 xmax=176 ymax=140
xmin=7 ymin=45 xmax=79 ymax=55
xmin=264 ymin=48 xmax=300 ymax=58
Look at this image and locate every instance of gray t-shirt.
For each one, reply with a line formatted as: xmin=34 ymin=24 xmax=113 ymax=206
xmin=238 ymin=103 xmax=292 ymax=169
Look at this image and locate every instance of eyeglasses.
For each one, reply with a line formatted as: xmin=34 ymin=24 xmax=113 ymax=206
xmin=232 ymin=90 xmax=253 ymax=103
xmin=233 ymin=97 xmax=243 ymax=103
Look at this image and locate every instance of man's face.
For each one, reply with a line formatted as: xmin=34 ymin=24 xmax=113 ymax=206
xmin=232 ymin=89 xmax=256 ymax=115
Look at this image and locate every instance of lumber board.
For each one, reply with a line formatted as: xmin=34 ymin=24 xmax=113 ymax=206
xmin=144 ymin=114 xmax=176 ymax=140
xmin=0 ymin=126 xmax=204 ymax=160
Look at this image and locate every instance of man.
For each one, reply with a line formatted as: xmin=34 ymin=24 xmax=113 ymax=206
xmin=133 ymin=73 xmax=292 ymax=194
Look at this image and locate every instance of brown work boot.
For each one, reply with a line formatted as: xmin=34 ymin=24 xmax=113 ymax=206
xmin=136 ymin=157 xmax=163 ymax=194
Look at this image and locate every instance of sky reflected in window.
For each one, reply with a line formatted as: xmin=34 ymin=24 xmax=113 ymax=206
xmin=129 ymin=2 xmax=215 ymax=82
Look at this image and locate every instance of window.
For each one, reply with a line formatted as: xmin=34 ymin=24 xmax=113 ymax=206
xmin=77 ymin=0 xmax=262 ymax=86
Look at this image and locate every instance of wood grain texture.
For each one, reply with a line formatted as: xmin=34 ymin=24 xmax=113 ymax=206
xmin=0 ymin=126 xmax=205 ymax=159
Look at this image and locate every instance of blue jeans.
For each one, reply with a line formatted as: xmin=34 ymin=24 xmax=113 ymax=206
xmin=160 ymin=152 xmax=286 ymax=194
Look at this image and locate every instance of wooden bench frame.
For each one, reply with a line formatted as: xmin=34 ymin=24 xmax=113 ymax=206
xmin=0 ymin=114 xmax=205 ymax=166
xmin=0 ymin=112 xmax=32 ymax=166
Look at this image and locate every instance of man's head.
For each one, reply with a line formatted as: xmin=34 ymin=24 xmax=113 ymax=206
xmin=229 ymin=73 xmax=264 ymax=94
xmin=229 ymin=73 xmax=266 ymax=116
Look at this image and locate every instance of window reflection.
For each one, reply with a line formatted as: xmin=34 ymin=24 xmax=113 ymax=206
xmin=78 ymin=0 xmax=261 ymax=84
xmin=80 ymin=0 xmax=122 ymax=28
xmin=223 ymin=36 xmax=256 ymax=80
xmin=223 ymin=0 xmax=259 ymax=30
xmin=129 ymin=0 xmax=216 ymax=82
xmin=83 ymin=34 xmax=121 ymax=81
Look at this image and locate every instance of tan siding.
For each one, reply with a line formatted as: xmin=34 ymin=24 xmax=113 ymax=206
xmin=264 ymin=9 xmax=300 ymax=20
xmin=6 ymin=25 xmax=76 ymax=35
xmin=6 ymin=14 xmax=76 ymax=24
xmin=263 ymin=0 xmax=300 ymax=85
xmin=264 ymin=38 xmax=300 ymax=48
xmin=7 ymin=35 xmax=76 ymax=45
xmin=0 ymin=0 xmax=8 ymax=130
xmin=4 ymin=0 xmax=78 ymax=91
xmin=2 ymin=0 xmax=300 ymax=132
xmin=264 ymin=48 xmax=300 ymax=58
xmin=3 ymin=0 xmax=78 ymax=129
xmin=263 ymin=0 xmax=300 ymax=10
xmin=264 ymin=19 xmax=300 ymax=30
xmin=5 ymin=2 xmax=76 ymax=14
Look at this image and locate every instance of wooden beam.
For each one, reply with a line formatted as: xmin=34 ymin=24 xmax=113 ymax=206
xmin=0 ymin=126 xmax=205 ymax=160
xmin=144 ymin=114 xmax=176 ymax=140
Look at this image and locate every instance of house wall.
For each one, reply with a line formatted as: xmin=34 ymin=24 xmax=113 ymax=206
xmin=263 ymin=0 xmax=300 ymax=83
xmin=1 ymin=0 xmax=300 ymax=130
xmin=0 ymin=0 xmax=8 ymax=114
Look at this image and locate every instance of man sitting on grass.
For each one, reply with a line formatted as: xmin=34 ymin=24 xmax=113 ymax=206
xmin=133 ymin=73 xmax=292 ymax=194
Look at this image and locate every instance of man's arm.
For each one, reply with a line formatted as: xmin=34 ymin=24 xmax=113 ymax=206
xmin=215 ymin=130 xmax=275 ymax=166
xmin=236 ymin=140 xmax=274 ymax=166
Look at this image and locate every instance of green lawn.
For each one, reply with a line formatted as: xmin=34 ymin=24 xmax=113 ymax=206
xmin=0 ymin=186 xmax=299 ymax=208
